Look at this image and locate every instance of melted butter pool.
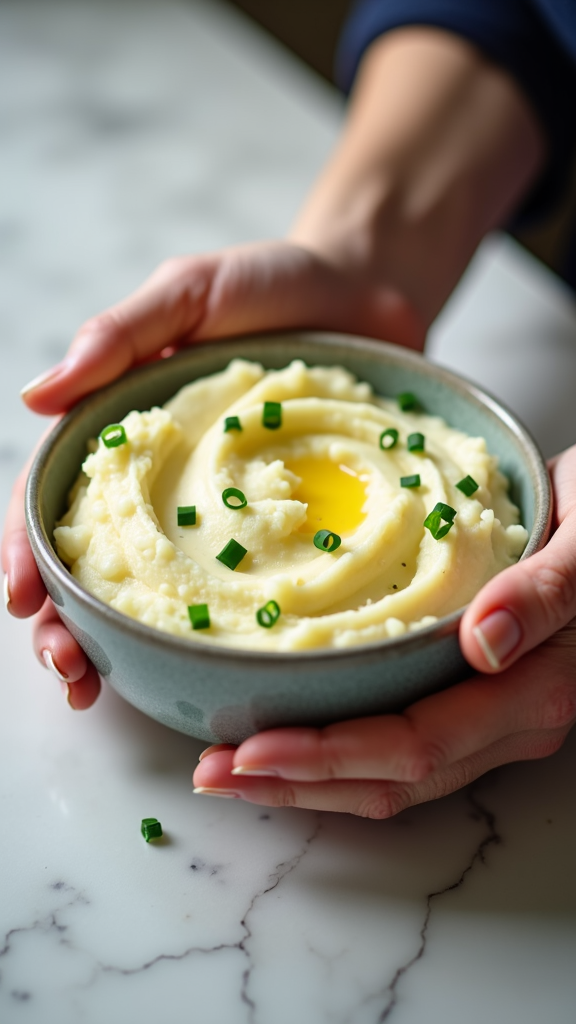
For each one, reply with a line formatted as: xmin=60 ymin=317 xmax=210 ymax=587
xmin=285 ymin=456 xmax=368 ymax=536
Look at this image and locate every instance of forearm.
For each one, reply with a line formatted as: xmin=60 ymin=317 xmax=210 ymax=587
xmin=290 ymin=27 xmax=546 ymax=326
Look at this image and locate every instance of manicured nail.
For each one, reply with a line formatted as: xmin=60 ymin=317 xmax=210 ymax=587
xmin=42 ymin=648 xmax=69 ymax=683
xmin=3 ymin=574 xmax=11 ymax=613
xmin=198 ymin=745 xmax=236 ymax=761
xmin=61 ymin=680 xmax=75 ymax=706
xmin=231 ymin=766 xmax=280 ymax=777
xmin=193 ymin=787 xmax=241 ymax=799
xmin=20 ymin=364 xmax=65 ymax=397
xmin=473 ymin=609 xmax=522 ymax=669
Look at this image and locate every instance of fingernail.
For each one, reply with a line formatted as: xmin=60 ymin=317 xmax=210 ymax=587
xmin=42 ymin=648 xmax=69 ymax=683
xmin=20 ymin=364 xmax=66 ymax=397
xmin=3 ymin=574 xmax=12 ymax=613
xmin=231 ymin=766 xmax=280 ymax=777
xmin=473 ymin=609 xmax=522 ymax=669
xmin=193 ymin=787 xmax=241 ymax=799
xmin=198 ymin=745 xmax=236 ymax=761
xmin=61 ymin=680 xmax=76 ymax=706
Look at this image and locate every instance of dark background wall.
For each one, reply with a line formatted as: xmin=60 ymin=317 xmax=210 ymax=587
xmin=228 ymin=0 xmax=576 ymax=284
xmin=228 ymin=0 xmax=351 ymax=82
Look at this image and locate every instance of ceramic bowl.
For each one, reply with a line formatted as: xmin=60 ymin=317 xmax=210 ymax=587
xmin=25 ymin=333 xmax=551 ymax=743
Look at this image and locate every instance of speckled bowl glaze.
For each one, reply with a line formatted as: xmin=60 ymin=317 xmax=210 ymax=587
xmin=26 ymin=333 xmax=551 ymax=744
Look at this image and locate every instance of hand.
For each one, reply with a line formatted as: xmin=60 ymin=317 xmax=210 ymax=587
xmin=193 ymin=446 xmax=576 ymax=816
xmin=2 ymin=240 xmax=424 ymax=707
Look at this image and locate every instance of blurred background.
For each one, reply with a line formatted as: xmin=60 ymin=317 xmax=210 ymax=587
xmin=228 ymin=0 xmax=576 ymax=284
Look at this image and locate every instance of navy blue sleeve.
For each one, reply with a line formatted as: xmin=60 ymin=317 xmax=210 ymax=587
xmin=336 ymin=0 xmax=576 ymax=232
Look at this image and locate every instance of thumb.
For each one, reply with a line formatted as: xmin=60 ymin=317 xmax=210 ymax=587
xmin=460 ymin=515 xmax=576 ymax=672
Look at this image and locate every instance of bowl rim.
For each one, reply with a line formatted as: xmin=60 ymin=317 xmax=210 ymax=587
xmin=25 ymin=331 xmax=552 ymax=667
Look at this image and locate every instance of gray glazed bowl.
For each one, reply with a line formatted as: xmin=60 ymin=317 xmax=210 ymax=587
xmin=26 ymin=333 xmax=551 ymax=744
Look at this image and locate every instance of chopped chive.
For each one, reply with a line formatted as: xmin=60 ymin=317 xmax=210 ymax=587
xmin=434 ymin=501 xmax=457 ymax=522
xmin=456 ymin=474 xmax=479 ymax=497
xmin=407 ymin=432 xmax=425 ymax=452
xmin=313 ymin=529 xmax=342 ymax=553
xmin=222 ymin=487 xmax=247 ymax=510
xmin=256 ymin=599 xmax=281 ymax=628
xmin=177 ymin=505 xmax=196 ymax=526
xmin=216 ymin=538 xmax=247 ymax=570
xmin=100 ymin=424 xmax=127 ymax=448
xmin=379 ymin=428 xmax=399 ymax=450
xmin=397 ymin=392 xmax=418 ymax=412
xmin=401 ymin=474 xmax=421 ymax=488
xmin=423 ymin=501 xmax=457 ymax=540
xmin=262 ymin=401 xmax=282 ymax=430
xmin=141 ymin=818 xmax=163 ymax=842
xmin=188 ymin=603 xmax=210 ymax=630
xmin=224 ymin=415 xmax=242 ymax=432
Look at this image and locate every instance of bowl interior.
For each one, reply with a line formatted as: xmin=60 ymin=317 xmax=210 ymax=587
xmin=36 ymin=332 xmax=549 ymax=570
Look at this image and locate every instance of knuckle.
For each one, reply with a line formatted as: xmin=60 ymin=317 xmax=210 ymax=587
xmin=319 ymin=733 xmax=348 ymax=780
xmin=522 ymin=731 xmax=568 ymax=762
xmin=356 ymin=785 xmax=412 ymax=820
xmin=78 ymin=310 xmax=130 ymax=346
xmin=157 ymin=255 xmax=189 ymax=278
xmin=531 ymin=561 xmax=576 ymax=624
xmin=401 ymin=711 xmax=449 ymax=780
xmin=79 ymin=311 xmax=116 ymax=338
xmin=538 ymin=684 xmax=576 ymax=731
xmin=408 ymin=738 xmax=449 ymax=781
xmin=270 ymin=785 xmax=299 ymax=809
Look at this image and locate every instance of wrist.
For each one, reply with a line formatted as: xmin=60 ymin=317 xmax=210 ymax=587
xmin=290 ymin=28 xmax=545 ymax=326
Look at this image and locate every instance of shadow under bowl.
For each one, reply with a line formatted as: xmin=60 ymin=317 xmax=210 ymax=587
xmin=25 ymin=333 xmax=551 ymax=744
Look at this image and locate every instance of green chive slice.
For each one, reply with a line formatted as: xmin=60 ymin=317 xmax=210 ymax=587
xmin=434 ymin=501 xmax=457 ymax=522
xmin=313 ymin=529 xmax=342 ymax=553
xmin=188 ymin=603 xmax=210 ymax=629
xmin=397 ymin=392 xmax=418 ymax=412
xmin=379 ymin=428 xmax=399 ymax=450
xmin=100 ymin=424 xmax=127 ymax=448
xmin=216 ymin=538 xmax=248 ymax=570
xmin=456 ymin=474 xmax=479 ymax=497
xmin=177 ymin=505 xmax=196 ymax=526
xmin=401 ymin=474 xmax=421 ymax=488
xmin=262 ymin=401 xmax=282 ymax=429
xmin=407 ymin=432 xmax=425 ymax=452
xmin=224 ymin=416 xmax=242 ymax=432
xmin=141 ymin=818 xmax=163 ymax=842
xmin=423 ymin=502 xmax=457 ymax=540
xmin=222 ymin=487 xmax=247 ymax=510
xmin=256 ymin=600 xmax=281 ymax=628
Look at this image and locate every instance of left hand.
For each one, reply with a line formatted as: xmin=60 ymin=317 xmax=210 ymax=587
xmin=193 ymin=446 xmax=576 ymax=816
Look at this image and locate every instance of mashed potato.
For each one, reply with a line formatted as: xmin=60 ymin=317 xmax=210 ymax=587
xmin=54 ymin=359 xmax=527 ymax=650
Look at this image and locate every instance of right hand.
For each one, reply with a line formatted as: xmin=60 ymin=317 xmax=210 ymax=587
xmin=2 ymin=239 xmax=425 ymax=708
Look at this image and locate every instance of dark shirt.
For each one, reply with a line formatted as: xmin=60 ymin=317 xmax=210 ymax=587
xmin=337 ymin=0 xmax=576 ymax=285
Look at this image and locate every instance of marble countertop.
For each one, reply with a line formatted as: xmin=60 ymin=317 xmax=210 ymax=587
xmin=1 ymin=2 xmax=575 ymax=1022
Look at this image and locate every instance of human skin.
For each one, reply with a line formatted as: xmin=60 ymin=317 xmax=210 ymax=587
xmin=4 ymin=28 xmax=576 ymax=815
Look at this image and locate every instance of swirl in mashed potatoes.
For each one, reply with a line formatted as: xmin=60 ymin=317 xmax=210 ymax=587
xmin=54 ymin=359 xmax=527 ymax=650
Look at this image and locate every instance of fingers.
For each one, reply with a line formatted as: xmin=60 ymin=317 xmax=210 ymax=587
xmin=192 ymin=727 xmax=568 ymax=817
xmin=192 ymin=630 xmax=573 ymax=806
xmin=20 ymin=241 xmax=426 ymax=416
xmin=2 ymin=457 xmax=47 ymax=618
xmin=33 ymin=598 xmax=101 ymax=710
xmin=461 ymin=445 xmax=576 ymax=673
xmin=220 ymin=638 xmax=575 ymax=785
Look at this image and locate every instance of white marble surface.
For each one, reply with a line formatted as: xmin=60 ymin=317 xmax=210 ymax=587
xmin=1 ymin=2 xmax=576 ymax=1022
